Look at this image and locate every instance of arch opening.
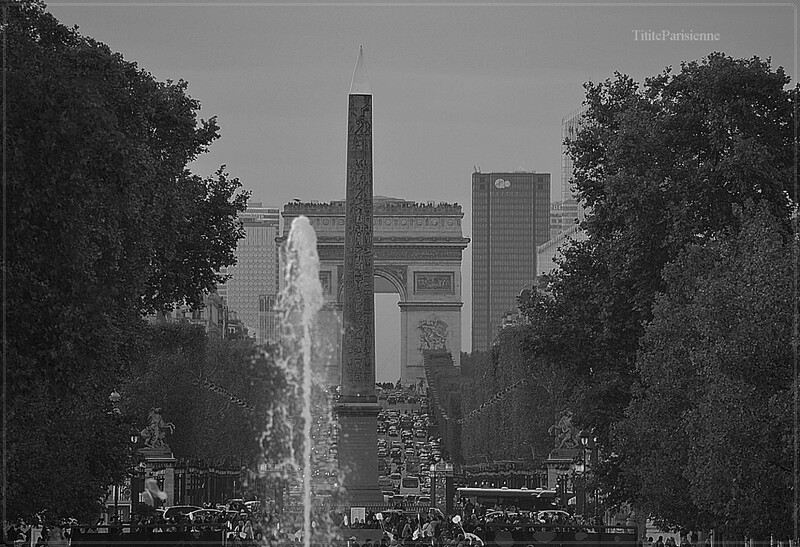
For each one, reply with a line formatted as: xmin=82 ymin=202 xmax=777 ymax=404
xmin=374 ymin=271 xmax=402 ymax=384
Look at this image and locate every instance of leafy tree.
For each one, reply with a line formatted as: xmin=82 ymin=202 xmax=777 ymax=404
xmin=614 ymin=204 xmax=796 ymax=538
xmin=515 ymin=52 xmax=795 ymax=519
xmin=4 ymin=3 xmax=248 ymax=521
xmin=460 ymin=328 xmax=574 ymax=466
xmin=7 ymin=384 xmax=135 ymax=523
xmin=522 ymin=52 xmax=794 ymax=440
xmin=122 ymin=323 xmax=292 ymax=468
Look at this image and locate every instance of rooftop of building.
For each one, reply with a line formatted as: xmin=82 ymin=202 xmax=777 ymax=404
xmin=536 ymin=224 xmax=588 ymax=253
xmin=282 ymin=197 xmax=463 ymax=215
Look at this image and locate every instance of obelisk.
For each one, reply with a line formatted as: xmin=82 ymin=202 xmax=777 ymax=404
xmin=335 ymin=46 xmax=383 ymax=504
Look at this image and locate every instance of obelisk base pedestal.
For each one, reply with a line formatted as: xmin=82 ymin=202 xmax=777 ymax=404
xmin=335 ymin=401 xmax=384 ymax=504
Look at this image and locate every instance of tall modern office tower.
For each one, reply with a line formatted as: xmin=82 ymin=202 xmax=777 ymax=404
xmin=471 ymin=171 xmax=550 ymax=351
xmin=561 ymin=108 xmax=588 ymax=225
xmin=217 ymin=202 xmax=280 ymax=345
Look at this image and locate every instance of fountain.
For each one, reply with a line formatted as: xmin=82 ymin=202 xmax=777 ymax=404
xmin=255 ymin=47 xmax=382 ymax=546
xmin=266 ymin=215 xmax=344 ymax=547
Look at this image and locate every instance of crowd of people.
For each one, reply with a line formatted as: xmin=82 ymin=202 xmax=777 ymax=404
xmin=3 ymin=507 xmax=266 ymax=547
xmin=5 ymin=498 xmax=652 ymax=547
xmin=4 ymin=519 xmax=71 ymax=547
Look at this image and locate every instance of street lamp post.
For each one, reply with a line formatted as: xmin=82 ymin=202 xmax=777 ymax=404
xmin=430 ymin=464 xmax=437 ymax=510
xmin=108 ymin=391 xmax=122 ymax=522
xmin=444 ymin=462 xmax=454 ymax=517
xmin=579 ymin=430 xmax=598 ymax=523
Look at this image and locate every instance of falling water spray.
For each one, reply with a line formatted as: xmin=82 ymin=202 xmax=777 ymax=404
xmin=278 ymin=216 xmax=324 ymax=547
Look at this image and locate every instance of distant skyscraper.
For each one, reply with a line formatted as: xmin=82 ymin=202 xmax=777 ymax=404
xmin=536 ymin=223 xmax=588 ymax=278
xmin=561 ymin=108 xmax=588 ymax=225
xmin=471 ymin=171 xmax=550 ymax=351
xmin=217 ymin=202 xmax=280 ymax=346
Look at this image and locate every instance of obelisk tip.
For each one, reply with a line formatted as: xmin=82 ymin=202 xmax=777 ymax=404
xmin=349 ymin=45 xmax=372 ymax=95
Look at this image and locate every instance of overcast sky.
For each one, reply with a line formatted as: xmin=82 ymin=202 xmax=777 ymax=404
xmin=48 ymin=1 xmax=795 ymax=381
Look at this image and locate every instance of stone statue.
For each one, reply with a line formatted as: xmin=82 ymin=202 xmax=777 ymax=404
xmin=548 ymin=409 xmax=579 ymax=449
xmin=419 ymin=319 xmax=448 ymax=351
xmin=140 ymin=407 xmax=174 ymax=450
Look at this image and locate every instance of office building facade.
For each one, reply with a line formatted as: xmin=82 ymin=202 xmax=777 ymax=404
xmin=560 ymin=109 xmax=588 ymax=226
xmin=471 ymin=171 xmax=550 ymax=351
xmin=217 ymin=202 xmax=281 ymax=346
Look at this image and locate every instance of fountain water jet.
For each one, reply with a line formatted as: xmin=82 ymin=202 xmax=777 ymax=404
xmin=276 ymin=215 xmax=326 ymax=547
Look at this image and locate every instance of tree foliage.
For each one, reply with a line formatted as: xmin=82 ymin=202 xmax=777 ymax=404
xmin=614 ymin=204 xmax=796 ymax=537
xmin=7 ymin=385 xmax=136 ymax=523
xmin=7 ymin=2 xmax=249 ymax=394
xmin=4 ymin=3 xmax=248 ymax=521
xmin=121 ymin=323 xmax=292 ymax=468
xmin=461 ymin=328 xmax=573 ymax=465
xmin=521 ymin=53 xmax=795 ymax=430
xmin=514 ymin=52 xmax=796 ymax=529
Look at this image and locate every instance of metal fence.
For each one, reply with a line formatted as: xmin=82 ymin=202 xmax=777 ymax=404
xmin=68 ymin=524 xmax=231 ymax=547
xmin=479 ymin=522 xmax=638 ymax=547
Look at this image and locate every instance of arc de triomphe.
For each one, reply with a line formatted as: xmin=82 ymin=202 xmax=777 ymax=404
xmin=281 ymin=196 xmax=469 ymax=386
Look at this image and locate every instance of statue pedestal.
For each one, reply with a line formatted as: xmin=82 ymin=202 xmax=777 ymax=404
xmin=545 ymin=448 xmax=581 ymax=489
xmin=138 ymin=447 xmax=177 ymax=507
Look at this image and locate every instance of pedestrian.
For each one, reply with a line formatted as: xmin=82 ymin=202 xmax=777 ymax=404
xmin=5 ymin=522 xmax=20 ymax=547
xmin=243 ymin=518 xmax=254 ymax=544
xmin=402 ymin=521 xmax=413 ymax=541
xmin=47 ymin=526 xmax=67 ymax=547
xmin=33 ymin=528 xmax=47 ymax=547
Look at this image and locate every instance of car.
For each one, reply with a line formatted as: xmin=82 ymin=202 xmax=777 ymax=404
xmin=391 ymin=494 xmax=406 ymax=505
xmin=224 ymin=498 xmax=247 ymax=511
xmin=536 ymin=510 xmax=572 ymax=523
xmin=163 ymin=505 xmax=203 ymax=521
xmin=389 ymin=473 xmax=402 ymax=488
xmin=187 ymin=508 xmax=222 ymax=523
xmin=485 ymin=511 xmax=525 ymax=522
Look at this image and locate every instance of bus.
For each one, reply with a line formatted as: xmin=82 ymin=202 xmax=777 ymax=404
xmin=399 ymin=476 xmax=421 ymax=496
xmin=456 ymin=487 xmax=560 ymax=513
